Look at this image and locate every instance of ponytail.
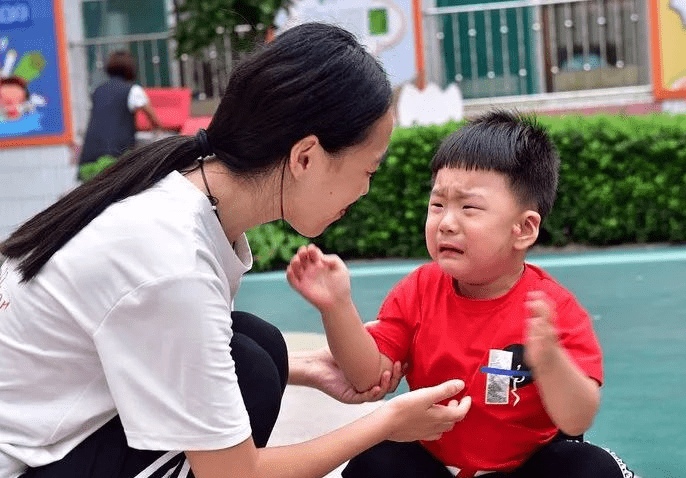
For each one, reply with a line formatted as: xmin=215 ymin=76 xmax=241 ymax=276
xmin=0 ymin=136 xmax=202 ymax=282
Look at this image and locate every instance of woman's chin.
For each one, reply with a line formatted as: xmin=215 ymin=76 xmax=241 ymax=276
xmin=290 ymin=212 xmax=344 ymax=238
xmin=292 ymin=223 xmax=327 ymax=239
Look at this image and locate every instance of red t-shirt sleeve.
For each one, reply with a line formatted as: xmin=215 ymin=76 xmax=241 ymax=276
xmin=555 ymin=292 xmax=604 ymax=386
xmin=367 ymin=272 xmax=420 ymax=365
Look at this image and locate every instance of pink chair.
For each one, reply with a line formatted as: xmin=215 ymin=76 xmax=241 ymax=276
xmin=135 ymin=87 xmax=192 ymax=132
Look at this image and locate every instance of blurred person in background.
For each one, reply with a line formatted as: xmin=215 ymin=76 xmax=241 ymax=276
xmin=77 ymin=50 xmax=162 ymax=181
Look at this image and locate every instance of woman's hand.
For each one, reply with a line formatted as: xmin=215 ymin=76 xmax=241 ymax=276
xmin=380 ymin=380 xmax=472 ymax=442
xmin=286 ymin=244 xmax=351 ymax=312
xmin=289 ymin=346 xmax=404 ymax=404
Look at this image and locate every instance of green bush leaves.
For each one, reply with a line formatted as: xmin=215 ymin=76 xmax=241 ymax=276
xmin=247 ymin=114 xmax=686 ymax=271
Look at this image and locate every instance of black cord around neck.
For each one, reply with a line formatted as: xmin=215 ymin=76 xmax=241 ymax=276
xmin=198 ymin=159 xmax=219 ymax=221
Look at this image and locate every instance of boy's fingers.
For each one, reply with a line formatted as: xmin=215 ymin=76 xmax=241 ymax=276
xmin=526 ymin=300 xmax=551 ymax=326
xmin=307 ymin=244 xmax=322 ymax=263
xmin=388 ymin=362 xmax=404 ymax=392
xmin=321 ymin=253 xmax=344 ymax=271
xmin=526 ymin=291 xmax=557 ymax=322
xmin=321 ymin=255 xmax=338 ymax=269
xmin=364 ymin=385 xmax=383 ymax=401
xmin=296 ymin=245 xmax=309 ymax=261
xmin=286 ymin=263 xmax=300 ymax=283
xmin=379 ymin=370 xmax=391 ymax=390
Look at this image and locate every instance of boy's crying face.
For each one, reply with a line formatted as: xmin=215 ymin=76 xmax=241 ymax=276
xmin=425 ymin=166 xmax=536 ymax=298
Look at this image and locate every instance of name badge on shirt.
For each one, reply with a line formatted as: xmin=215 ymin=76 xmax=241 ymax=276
xmin=484 ymin=349 xmax=513 ymax=404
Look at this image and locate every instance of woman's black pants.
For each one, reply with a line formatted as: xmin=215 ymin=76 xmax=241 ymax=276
xmin=20 ymin=311 xmax=288 ymax=478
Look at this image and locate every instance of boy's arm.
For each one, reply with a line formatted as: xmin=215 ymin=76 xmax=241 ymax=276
xmin=525 ymin=291 xmax=601 ymax=437
xmin=320 ymin=295 xmax=395 ymax=392
xmin=287 ymin=245 xmax=393 ymax=392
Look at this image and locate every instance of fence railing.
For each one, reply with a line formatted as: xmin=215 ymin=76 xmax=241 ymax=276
xmin=68 ymin=31 xmax=235 ymax=101
xmin=69 ymin=0 xmax=652 ymax=107
xmin=423 ymin=0 xmax=651 ymax=99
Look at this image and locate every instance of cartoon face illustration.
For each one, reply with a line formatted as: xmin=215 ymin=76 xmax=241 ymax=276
xmin=0 ymin=79 xmax=28 ymax=120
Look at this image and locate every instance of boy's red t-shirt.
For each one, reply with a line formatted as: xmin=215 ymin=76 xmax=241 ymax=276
xmin=368 ymin=262 xmax=603 ymax=473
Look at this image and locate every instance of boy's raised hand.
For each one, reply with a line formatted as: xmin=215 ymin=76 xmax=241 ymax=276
xmin=524 ymin=290 xmax=562 ymax=375
xmin=286 ymin=244 xmax=351 ymax=311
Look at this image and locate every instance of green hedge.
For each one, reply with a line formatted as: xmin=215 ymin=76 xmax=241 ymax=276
xmin=80 ymin=114 xmax=686 ymax=272
xmin=543 ymin=114 xmax=686 ymax=245
xmin=248 ymin=114 xmax=686 ymax=271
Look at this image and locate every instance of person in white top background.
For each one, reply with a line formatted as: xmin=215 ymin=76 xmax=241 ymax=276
xmin=76 ymin=50 xmax=163 ymax=182
xmin=0 ymin=22 xmax=470 ymax=478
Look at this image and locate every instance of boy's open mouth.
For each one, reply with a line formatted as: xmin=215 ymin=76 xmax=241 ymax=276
xmin=438 ymin=244 xmax=464 ymax=254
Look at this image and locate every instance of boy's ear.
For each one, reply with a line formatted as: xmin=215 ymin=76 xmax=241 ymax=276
xmin=288 ymin=135 xmax=320 ymax=179
xmin=513 ymin=210 xmax=541 ymax=251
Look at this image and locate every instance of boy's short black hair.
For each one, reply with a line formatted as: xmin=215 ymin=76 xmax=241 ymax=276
xmin=105 ymin=50 xmax=137 ymax=81
xmin=430 ymin=110 xmax=560 ymax=220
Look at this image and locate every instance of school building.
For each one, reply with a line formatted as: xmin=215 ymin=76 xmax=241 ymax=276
xmin=0 ymin=0 xmax=683 ymax=241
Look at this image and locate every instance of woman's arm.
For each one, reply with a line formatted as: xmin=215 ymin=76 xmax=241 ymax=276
xmin=286 ymin=245 xmax=392 ymax=392
xmin=186 ymin=378 xmax=471 ymax=478
xmin=138 ymin=103 xmax=163 ymax=130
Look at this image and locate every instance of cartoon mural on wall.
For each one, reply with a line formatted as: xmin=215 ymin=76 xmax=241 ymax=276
xmin=277 ymin=0 xmax=407 ymax=56
xmin=275 ymin=0 xmax=416 ymax=85
xmin=650 ymin=0 xmax=686 ymax=98
xmin=0 ymin=0 xmax=71 ymax=147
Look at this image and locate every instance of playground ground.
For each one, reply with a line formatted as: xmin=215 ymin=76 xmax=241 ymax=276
xmin=235 ymin=244 xmax=686 ymax=478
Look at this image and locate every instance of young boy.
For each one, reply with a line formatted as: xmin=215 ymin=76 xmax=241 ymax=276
xmin=287 ymin=111 xmax=635 ymax=478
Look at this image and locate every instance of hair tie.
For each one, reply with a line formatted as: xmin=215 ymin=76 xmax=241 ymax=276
xmin=195 ymin=128 xmax=214 ymax=158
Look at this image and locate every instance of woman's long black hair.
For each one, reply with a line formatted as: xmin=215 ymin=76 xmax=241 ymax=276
xmin=0 ymin=23 xmax=392 ymax=282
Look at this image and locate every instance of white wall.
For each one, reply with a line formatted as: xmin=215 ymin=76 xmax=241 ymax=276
xmin=65 ymin=1 xmax=89 ymax=143
xmin=0 ymin=145 xmax=76 ymax=240
xmin=0 ymin=0 xmax=82 ymax=242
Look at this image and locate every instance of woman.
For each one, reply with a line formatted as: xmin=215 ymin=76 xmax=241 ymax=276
xmin=77 ymin=50 xmax=162 ymax=181
xmin=0 ymin=23 xmax=469 ymax=478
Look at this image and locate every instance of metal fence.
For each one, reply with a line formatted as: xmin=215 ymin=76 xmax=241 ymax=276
xmin=68 ymin=31 xmax=234 ymax=101
xmin=69 ymin=0 xmax=652 ymax=105
xmin=423 ymin=0 xmax=650 ymax=99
